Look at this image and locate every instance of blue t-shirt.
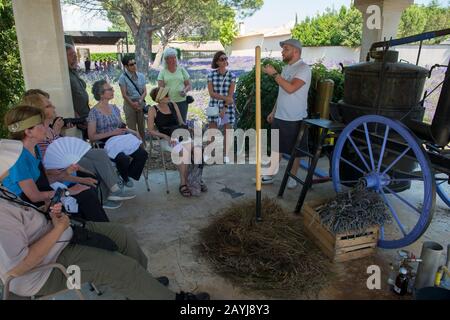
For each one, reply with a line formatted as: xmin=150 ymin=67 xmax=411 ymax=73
xmin=2 ymin=148 xmax=42 ymax=196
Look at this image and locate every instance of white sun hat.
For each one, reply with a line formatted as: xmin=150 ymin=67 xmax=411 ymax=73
xmin=0 ymin=139 xmax=23 ymax=177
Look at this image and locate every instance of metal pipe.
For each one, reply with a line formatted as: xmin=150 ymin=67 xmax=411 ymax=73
xmin=369 ymin=28 xmax=450 ymax=53
xmin=446 ymin=244 xmax=450 ymax=269
xmin=415 ymin=241 xmax=444 ymax=290
xmin=416 ymin=40 xmax=423 ymax=66
xmin=314 ymin=79 xmax=334 ymax=119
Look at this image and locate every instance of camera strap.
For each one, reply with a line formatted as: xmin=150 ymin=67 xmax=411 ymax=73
xmin=124 ymin=72 xmax=143 ymax=96
xmin=0 ymin=187 xmax=48 ymax=217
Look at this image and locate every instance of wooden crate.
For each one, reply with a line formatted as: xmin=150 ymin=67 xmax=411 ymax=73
xmin=302 ymin=199 xmax=379 ymax=263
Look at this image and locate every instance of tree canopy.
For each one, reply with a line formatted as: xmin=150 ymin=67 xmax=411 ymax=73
xmin=292 ymin=6 xmax=362 ymax=47
xmin=292 ymin=2 xmax=449 ymax=47
xmin=66 ymin=0 xmax=263 ymax=74
xmin=0 ymin=0 xmax=24 ymax=138
xmin=398 ymin=1 xmax=450 ymax=44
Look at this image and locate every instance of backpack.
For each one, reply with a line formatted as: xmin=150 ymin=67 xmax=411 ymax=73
xmin=187 ymin=164 xmax=203 ymax=196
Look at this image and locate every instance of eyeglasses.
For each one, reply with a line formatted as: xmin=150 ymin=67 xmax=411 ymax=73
xmin=219 ymin=57 xmax=228 ymax=62
xmin=128 ymin=62 xmax=136 ymax=67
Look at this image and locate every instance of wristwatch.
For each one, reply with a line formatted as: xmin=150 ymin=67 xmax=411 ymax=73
xmin=64 ymin=190 xmax=70 ymax=197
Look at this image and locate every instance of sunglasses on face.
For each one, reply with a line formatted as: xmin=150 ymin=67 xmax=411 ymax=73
xmin=219 ymin=57 xmax=228 ymax=62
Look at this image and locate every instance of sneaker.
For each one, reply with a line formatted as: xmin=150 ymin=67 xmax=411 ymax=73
xmin=102 ymin=200 xmax=122 ymax=210
xmin=175 ymin=291 xmax=210 ymax=300
xmin=260 ymin=175 xmax=274 ymax=184
xmin=107 ymin=189 xmax=136 ymax=201
xmin=156 ymin=276 xmax=169 ymax=287
xmin=118 ymin=177 xmax=134 ymax=189
xmin=287 ymin=177 xmax=298 ymax=189
xmin=252 ymin=175 xmax=274 ymax=185
xmin=124 ymin=180 xmax=134 ymax=188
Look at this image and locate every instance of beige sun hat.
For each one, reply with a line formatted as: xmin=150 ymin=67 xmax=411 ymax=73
xmin=155 ymin=87 xmax=170 ymax=103
xmin=0 ymin=139 xmax=23 ymax=177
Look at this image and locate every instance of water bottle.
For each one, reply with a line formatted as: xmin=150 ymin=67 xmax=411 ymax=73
xmin=393 ymin=267 xmax=409 ymax=296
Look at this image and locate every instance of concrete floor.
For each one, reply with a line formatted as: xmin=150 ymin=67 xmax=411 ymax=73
xmin=106 ymin=157 xmax=450 ymax=300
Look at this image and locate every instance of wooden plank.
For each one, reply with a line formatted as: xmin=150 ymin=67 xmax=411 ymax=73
xmin=303 ymin=227 xmax=334 ymax=261
xmin=337 ymin=226 xmax=379 ymax=238
xmin=335 ymin=231 xmax=378 ymax=249
xmin=335 ymin=242 xmax=377 ymax=255
xmin=302 ymin=207 xmax=336 ymax=251
xmin=334 ymin=247 xmax=376 ymax=263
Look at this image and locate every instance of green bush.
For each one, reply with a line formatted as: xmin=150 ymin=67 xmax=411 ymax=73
xmin=309 ymin=63 xmax=345 ymax=108
xmin=235 ymin=58 xmax=285 ymax=130
xmin=90 ymin=53 xmax=119 ymax=62
xmin=0 ymin=0 xmax=25 ymax=138
xmin=236 ymin=58 xmax=344 ymax=131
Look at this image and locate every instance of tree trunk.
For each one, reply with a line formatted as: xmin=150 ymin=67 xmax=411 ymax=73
xmin=134 ymin=28 xmax=151 ymax=75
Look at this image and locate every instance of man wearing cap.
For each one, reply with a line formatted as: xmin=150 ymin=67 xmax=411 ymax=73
xmin=262 ymin=38 xmax=311 ymax=188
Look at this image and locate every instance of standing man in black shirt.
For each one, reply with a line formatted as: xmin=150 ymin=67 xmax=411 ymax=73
xmin=66 ymin=44 xmax=90 ymax=140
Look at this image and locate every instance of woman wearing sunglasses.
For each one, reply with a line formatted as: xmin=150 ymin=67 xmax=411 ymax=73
xmin=118 ymin=55 xmax=148 ymax=142
xmin=206 ymin=51 xmax=236 ymax=164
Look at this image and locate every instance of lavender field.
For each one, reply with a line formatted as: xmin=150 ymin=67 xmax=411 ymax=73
xmin=80 ymin=56 xmax=444 ymax=125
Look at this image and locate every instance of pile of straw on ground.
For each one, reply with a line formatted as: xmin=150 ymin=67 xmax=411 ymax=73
xmin=199 ymin=198 xmax=333 ymax=298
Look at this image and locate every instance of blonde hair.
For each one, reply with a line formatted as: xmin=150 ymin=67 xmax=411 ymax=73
xmin=4 ymin=105 xmax=44 ymax=141
xmin=20 ymin=94 xmax=47 ymax=111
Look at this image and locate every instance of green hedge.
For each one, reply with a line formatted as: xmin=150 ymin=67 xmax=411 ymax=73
xmin=235 ymin=58 xmax=284 ymax=131
xmin=90 ymin=52 xmax=163 ymax=64
xmin=90 ymin=53 xmax=119 ymax=62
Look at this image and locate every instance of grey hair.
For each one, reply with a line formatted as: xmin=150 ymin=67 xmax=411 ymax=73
xmin=162 ymin=47 xmax=178 ymax=69
xmin=65 ymin=43 xmax=75 ymax=52
xmin=92 ymin=79 xmax=108 ymax=101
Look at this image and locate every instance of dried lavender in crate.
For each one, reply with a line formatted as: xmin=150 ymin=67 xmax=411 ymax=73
xmin=315 ymin=184 xmax=392 ymax=235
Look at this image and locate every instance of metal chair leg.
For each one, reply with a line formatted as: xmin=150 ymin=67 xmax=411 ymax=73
xmin=158 ymin=139 xmax=170 ymax=194
xmin=143 ymin=134 xmax=152 ymax=192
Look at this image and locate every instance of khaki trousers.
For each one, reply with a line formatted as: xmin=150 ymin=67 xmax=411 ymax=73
xmin=37 ymin=222 xmax=175 ymax=300
xmin=124 ymin=103 xmax=145 ymax=141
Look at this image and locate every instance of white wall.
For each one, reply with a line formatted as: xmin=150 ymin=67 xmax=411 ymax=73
xmin=396 ymin=45 xmax=450 ymax=67
xmin=301 ymin=47 xmax=361 ymax=64
xmin=231 ymin=35 xmax=264 ymax=57
xmin=232 ymin=43 xmax=450 ymax=67
xmin=261 ymin=35 xmax=292 ymax=58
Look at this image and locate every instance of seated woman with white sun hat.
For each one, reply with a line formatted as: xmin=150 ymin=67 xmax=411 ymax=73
xmin=2 ymin=105 xmax=109 ymax=222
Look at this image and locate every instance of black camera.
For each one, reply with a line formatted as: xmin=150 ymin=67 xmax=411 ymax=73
xmin=50 ymin=117 xmax=86 ymax=129
xmin=63 ymin=117 xmax=87 ymax=126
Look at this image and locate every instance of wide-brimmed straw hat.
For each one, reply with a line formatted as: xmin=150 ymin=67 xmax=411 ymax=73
xmin=0 ymin=139 xmax=23 ymax=177
xmin=155 ymin=87 xmax=170 ymax=103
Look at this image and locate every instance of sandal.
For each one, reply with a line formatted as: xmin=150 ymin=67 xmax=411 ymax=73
xmin=200 ymin=181 xmax=208 ymax=193
xmin=179 ymin=185 xmax=192 ymax=197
